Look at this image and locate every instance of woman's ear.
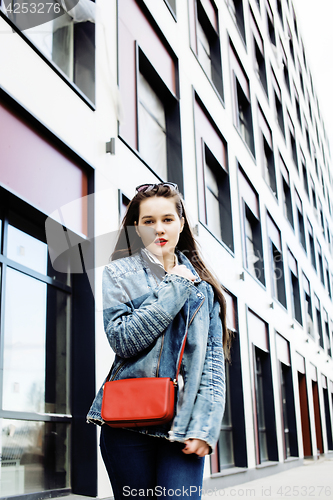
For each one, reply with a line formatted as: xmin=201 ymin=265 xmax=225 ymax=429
xmin=180 ymin=217 xmax=185 ymax=233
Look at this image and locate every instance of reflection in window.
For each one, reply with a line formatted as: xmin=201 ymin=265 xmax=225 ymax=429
xmin=3 ymin=269 xmax=47 ymax=413
xmin=7 ymin=225 xmax=48 ymax=275
xmin=3 ymin=268 xmax=70 ymax=415
xmin=244 ymin=208 xmax=264 ymax=284
xmin=218 ymin=365 xmax=234 ymax=468
xmin=1 ymin=419 xmax=70 ymax=496
xmin=255 ymin=351 xmax=268 ymax=462
xmin=138 ymin=71 xmax=167 ymax=179
xmin=303 ymin=275 xmax=314 ymax=337
xmin=197 ymin=20 xmax=212 ymax=79
xmin=202 ymin=145 xmax=233 ymax=250
xmin=205 ymin=162 xmax=222 ymax=241
xmin=227 ymin=0 xmax=245 ymax=41
xmin=21 ymin=12 xmax=95 ymax=103
xmin=282 ymin=176 xmax=293 ymax=228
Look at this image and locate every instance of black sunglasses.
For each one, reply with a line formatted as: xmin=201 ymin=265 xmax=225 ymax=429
xmin=135 ymin=182 xmax=178 ymax=193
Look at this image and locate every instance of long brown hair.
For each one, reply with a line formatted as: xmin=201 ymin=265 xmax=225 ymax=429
xmin=111 ymin=184 xmax=232 ymax=360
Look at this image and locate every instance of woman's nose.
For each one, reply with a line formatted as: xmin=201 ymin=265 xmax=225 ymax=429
xmin=155 ymin=221 xmax=165 ymax=233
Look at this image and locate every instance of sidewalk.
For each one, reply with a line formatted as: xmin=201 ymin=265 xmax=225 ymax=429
xmin=202 ymin=457 xmax=333 ymax=499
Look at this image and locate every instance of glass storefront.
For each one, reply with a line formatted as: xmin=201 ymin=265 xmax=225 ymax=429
xmin=0 ymin=210 xmax=72 ymax=497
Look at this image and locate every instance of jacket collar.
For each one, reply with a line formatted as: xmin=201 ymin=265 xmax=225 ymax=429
xmin=138 ymin=247 xmax=202 ymax=284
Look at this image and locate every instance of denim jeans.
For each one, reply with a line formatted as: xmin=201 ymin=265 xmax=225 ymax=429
xmin=100 ymin=425 xmax=205 ymax=499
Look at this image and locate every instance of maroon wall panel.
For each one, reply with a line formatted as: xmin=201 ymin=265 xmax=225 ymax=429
xmin=118 ymin=0 xmax=176 ymax=150
xmin=298 ymin=373 xmax=312 ymax=457
xmin=0 ymin=102 xmax=88 ymax=235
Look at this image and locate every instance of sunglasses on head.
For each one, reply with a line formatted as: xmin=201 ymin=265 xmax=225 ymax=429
xmin=135 ymin=182 xmax=178 ymax=193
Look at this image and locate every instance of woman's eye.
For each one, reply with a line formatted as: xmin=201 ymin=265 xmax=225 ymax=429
xmin=164 ymin=218 xmax=173 ymax=222
xmin=144 ymin=220 xmax=153 ymax=224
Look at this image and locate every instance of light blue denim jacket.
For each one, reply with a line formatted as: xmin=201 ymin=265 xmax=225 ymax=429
xmin=86 ymin=248 xmax=225 ymax=453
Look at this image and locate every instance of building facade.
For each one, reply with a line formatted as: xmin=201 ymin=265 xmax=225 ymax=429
xmin=0 ymin=0 xmax=333 ymax=498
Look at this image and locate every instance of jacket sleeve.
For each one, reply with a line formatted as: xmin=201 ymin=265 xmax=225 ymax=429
xmin=184 ymin=294 xmax=226 ymax=453
xmin=103 ymin=265 xmax=195 ymax=358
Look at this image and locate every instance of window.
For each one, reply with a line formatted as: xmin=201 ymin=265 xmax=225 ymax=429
xmin=12 ymin=4 xmax=96 ymax=103
xmin=118 ymin=0 xmax=183 ymax=190
xmin=301 ymin=151 xmax=309 ymax=198
xmin=292 ymin=7 xmax=299 ymax=39
xmin=251 ymin=12 xmax=268 ymax=94
xmin=137 ymin=71 xmax=167 ymax=179
xmin=322 ymin=377 xmax=333 ymax=450
xmin=210 ymin=292 xmax=247 ymax=472
xmin=307 ymin=219 xmax=316 ymax=270
xmin=325 ymin=259 xmax=332 ymax=299
xmin=326 ymin=222 xmax=331 ymax=250
xmin=277 ymin=0 xmax=283 ymax=25
xmin=226 ymin=0 xmax=246 ymax=42
xmin=318 ymin=200 xmax=325 ymax=235
xmin=190 ymin=0 xmax=223 ymax=97
xmin=280 ymin=39 xmax=290 ymax=93
xmin=287 ymin=22 xmax=294 ymax=63
xmin=323 ymin=310 xmax=331 ymax=357
xmin=230 ymin=45 xmax=255 ymax=155
xmin=302 ymin=42 xmax=307 ymax=72
xmin=295 ymin=189 xmax=306 ymax=251
xmin=163 ymin=0 xmax=176 ymax=16
xmin=304 ymin=117 xmax=311 ymax=154
xmin=314 ymin=295 xmax=324 ymax=348
xmin=239 ymin=169 xmax=265 ymax=284
xmin=280 ymin=156 xmax=294 ymax=228
xmin=266 ymin=0 xmax=276 ymax=45
xmin=258 ymin=107 xmax=277 ymax=195
xmin=299 ymin=64 xmax=304 ymax=96
xmin=317 ymin=240 xmax=325 ymax=286
xmin=272 ymin=69 xmax=285 ymax=136
xmin=308 ymin=92 xmax=313 ymax=123
xmin=314 ymin=154 xmax=319 ymax=178
xmin=203 ymin=146 xmax=233 ymax=246
xmin=276 ymin=334 xmax=298 ymax=458
xmin=294 ymin=86 xmax=301 ymax=126
xmin=255 ymin=350 xmax=269 ymax=462
xmin=288 ymin=112 xmax=298 ymax=169
xmin=288 ymin=249 xmax=302 ymax=324
xmin=303 ymin=274 xmax=314 ymax=337
xmin=0 ymin=195 xmax=73 ymax=496
xmin=267 ymin=213 xmax=286 ymax=306
xmin=119 ymin=190 xmax=130 ymax=223
xmin=248 ymin=311 xmax=278 ymax=465
xmin=310 ymin=176 xmax=317 ymax=216
xmin=194 ymin=97 xmax=233 ymax=250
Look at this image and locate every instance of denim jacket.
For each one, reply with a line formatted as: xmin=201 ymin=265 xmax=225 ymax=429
xmin=86 ymin=248 xmax=225 ymax=453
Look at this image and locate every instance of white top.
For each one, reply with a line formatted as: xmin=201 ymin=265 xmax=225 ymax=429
xmin=142 ymin=247 xmax=178 ymax=270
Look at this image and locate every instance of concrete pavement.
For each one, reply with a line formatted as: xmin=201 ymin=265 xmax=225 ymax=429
xmin=202 ymin=457 xmax=333 ymax=500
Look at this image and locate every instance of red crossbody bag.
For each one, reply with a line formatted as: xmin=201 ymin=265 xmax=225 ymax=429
xmin=101 ymin=305 xmax=189 ymax=428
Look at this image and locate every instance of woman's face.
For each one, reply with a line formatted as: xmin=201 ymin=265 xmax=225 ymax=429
xmin=135 ymin=196 xmax=184 ymax=261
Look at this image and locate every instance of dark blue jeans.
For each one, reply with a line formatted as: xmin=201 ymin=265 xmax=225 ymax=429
xmin=100 ymin=425 xmax=205 ymax=499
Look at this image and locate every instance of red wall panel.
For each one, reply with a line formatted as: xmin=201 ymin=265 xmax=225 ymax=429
xmin=118 ymin=0 xmax=176 ymax=150
xmin=0 ymin=102 xmax=88 ymax=236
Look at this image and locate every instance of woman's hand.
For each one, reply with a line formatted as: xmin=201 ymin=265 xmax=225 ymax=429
xmin=169 ymin=264 xmax=196 ymax=282
xmin=182 ymin=439 xmax=210 ymax=457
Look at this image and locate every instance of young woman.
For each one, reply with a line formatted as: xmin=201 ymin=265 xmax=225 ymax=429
xmin=87 ymin=182 xmax=231 ymax=499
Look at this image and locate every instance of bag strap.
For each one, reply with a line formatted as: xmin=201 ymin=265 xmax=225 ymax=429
xmin=174 ymin=300 xmax=190 ymax=384
xmin=106 ymin=300 xmax=190 ymax=384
